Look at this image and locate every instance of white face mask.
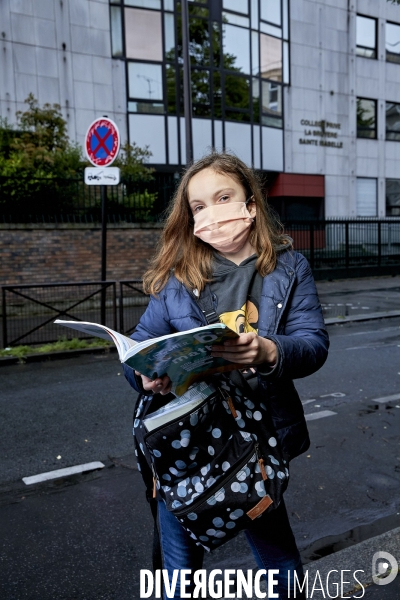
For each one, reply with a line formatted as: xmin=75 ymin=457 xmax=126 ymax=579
xmin=193 ymin=200 xmax=254 ymax=253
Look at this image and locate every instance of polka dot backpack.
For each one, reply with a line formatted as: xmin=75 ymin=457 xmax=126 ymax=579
xmin=133 ymin=369 xmax=289 ymax=552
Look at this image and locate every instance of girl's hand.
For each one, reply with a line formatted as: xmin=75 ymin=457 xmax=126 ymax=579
xmin=135 ymin=371 xmax=172 ymax=395
xmin=211 ymin=333 xmax=277 ymax=366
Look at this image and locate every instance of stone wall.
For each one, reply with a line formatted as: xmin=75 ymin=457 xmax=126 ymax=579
xmin=0 ymin=223 xmax=162 ymax=285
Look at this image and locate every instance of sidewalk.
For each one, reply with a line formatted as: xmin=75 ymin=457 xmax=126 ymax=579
xmin=299 ymin=526 xmax=400 ymax=599
xmin=316 ymin=274 xmax=400 ymax=324
xmin=246 ymin=527 xmax=400 ymax=599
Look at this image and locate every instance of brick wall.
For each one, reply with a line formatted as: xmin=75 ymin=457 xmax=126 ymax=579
xmin=0 ymin=223 xmax=163 ymax=285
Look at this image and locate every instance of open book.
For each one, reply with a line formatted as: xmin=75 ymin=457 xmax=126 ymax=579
xmin=54 ymin=319 xmax=239 ymax=396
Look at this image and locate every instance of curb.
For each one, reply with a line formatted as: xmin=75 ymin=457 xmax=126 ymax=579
xmin=246 ymin=526 xmax=400 ymax=600
xmin=0 ymin=345 xmax=117 ymax=367
xmin=325 ymin=310 xmax=400 ymax=325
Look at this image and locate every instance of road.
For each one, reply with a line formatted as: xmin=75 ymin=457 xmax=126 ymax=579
xmin=1 ymin=317 xmax=400 ymax=599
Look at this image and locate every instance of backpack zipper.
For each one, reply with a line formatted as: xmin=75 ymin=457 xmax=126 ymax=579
xmin=174 ymin=442 xmax=262 ymax=517
xmin=143 ymin=388 xmax=219 ymax=440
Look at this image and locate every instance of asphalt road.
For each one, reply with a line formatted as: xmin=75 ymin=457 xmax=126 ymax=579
xmin=1 ymin=317 xmax=400 ymax=599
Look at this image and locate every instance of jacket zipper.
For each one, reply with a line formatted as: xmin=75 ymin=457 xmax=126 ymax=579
xmin=174 ymin=442 xmax=262 ymax=517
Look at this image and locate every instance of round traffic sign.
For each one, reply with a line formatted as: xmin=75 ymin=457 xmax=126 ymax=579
xmin=85 ymin=117 xmax=120 ymax=167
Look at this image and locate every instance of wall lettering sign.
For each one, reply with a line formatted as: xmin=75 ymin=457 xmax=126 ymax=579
xmin=299 ymin=119 xmax=343 ymax=149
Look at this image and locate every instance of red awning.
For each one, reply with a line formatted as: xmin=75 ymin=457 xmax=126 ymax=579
xmin=268 ymin=174 xmax=325 ymax=198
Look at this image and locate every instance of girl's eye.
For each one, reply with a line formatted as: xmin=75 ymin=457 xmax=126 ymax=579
xmin=193 ymin=205 xmax=204 ymax=213
xmin=218 ymin=195 xmax=230 ymax=203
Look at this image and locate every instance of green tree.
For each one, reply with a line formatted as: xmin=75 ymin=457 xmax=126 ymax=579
xmin=0 ymin=95 xmax=157 ymax=221
xmin=114 ymin=141 xmax=154 ymax=181
xmin=0 ymin=94 xmax=83 ymax=179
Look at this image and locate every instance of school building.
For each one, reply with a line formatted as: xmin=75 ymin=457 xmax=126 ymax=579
xmin=1 ymin=0 xmax=400 ymax=219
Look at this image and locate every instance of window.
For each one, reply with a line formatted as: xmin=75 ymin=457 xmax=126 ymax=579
xmin=224 ymin=73 xmax=251 ymax=121
xmin=260 ymin=33 xmax=282 ymax=81
xmin=356 ymin=178 xmax=377 ymax=217
xmin=261 ymin=80 xmax=282 ymax=128
xmin=189 ymin=17 xmax=212 ymax=67
xmin=356 ymin=15 xmax=377 ymax=58
xmin=386 ymin=179 xmax=400 ymax=216
xmin=128 ymin=62 xmax=163 ymax=100
xmin=386 ymin=102 xmax=400 ymax=141
xmin=386 ymin=22 xmax=400 ymax=64
xmin=125 ymin=0 xmax=161 ymax=8
xmin=357 ymin=98 xmax=376 ymax=139
xmin=110 ymin=0 xmax=288 ymax=165
xmin=110 ymin=6 xmax=123 ymax=57
xmin=125 ymin=8 xmax=162 ymax=61
xmin=191 ymin=68 xmax=211 ymax=117
xmin=260 ymin=0 xmax=281 ymax=27
xmin=223 ymin=0 xmax=249 ymax=15
xmin=223 ymin=23 xmax=251 ymax=73
xmin=164 ymin=12 xmax=175 ymax=58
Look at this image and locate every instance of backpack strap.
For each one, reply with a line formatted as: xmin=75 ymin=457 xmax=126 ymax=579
xmin=195 ymin=284 xmax=259 ymax=391
xmin=194 ymin=284 xmax=220 ymax=324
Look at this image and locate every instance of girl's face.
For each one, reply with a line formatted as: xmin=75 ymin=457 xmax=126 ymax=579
xmin=187 ymin=167 xmax=255 ymax=216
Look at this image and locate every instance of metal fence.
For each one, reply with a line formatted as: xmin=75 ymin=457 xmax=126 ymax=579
xmin=0 ymin=175 xmax=177 ymax=224
xmin=2 ymin=219 xmax=400 ymax=348
xmin=119 ymin=280 xmax=149 ymax=336
xmin=1 ymin=282 xmax=118 ymax=348
xmin=285 ymin=218 xmax=400 ymax=270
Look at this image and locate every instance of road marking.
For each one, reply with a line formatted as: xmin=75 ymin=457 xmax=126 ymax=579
xmin=320 ymin=392 xmax=346 ymax=398
xmin=22 ymin=461 xmax=105 ymax=485
xmin=305 ymin=410 xmax=337 ymax=422
xmin=302 ymin=399 xmax=316 ymax=405
xmin=372 ymin=393 xmax=400 ymax=404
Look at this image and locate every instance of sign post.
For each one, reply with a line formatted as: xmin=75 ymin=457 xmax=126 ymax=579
xmin=85 ymin=117 xmax=120 ymax=324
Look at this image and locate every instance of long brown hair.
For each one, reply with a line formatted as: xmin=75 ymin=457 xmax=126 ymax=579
xmin=143 ymin=152 xmax=287 ymax=295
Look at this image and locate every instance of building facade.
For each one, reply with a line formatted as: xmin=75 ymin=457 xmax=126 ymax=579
xmin=1 ymin=0 xmax=400 ymax=218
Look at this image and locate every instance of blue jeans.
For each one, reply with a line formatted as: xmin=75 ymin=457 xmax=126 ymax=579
xmin=157 ymin=499 xmax=305 ymax=599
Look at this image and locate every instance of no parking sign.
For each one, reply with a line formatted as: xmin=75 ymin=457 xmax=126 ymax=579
xmin=85 ymin=117 xmax=120 ymax=167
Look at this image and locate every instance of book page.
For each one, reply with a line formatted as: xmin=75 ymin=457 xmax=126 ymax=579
xmin=123 ymin=323 xmax=239 ymax=395
xmin=54 ymin=320 xmax=137 ymax=360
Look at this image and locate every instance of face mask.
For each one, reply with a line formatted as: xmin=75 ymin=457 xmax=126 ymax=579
xmin=193 ymin=200 xmax=254 ymax=253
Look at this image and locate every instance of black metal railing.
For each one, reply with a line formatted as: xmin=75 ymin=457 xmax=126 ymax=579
xmin=284 ymin=218 xmax=400 ymax=270
xmin=119 ymin=280 xmax=149 ymax=336
xmin=2 ymin=219 xmax=400 ymax=349
xmin=0 ymin=174 xmax=177 ymax=224
xmin=0 ymin=280 xmax=151 ymax=349
xmin=1 ymin=282 xmax=117 ymax=348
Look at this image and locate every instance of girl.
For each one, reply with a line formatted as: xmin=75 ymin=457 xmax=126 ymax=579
xmin=124 ymin=153 xmax=329 ymax=599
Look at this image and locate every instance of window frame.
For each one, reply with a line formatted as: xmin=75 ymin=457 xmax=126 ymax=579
xmin=356 ymin=177 xmax=378 ymax=217
xmin=356 ymin=97 xmax=377 ymax=140
xmin=386 ymin=178 xmax=400 ymax=216
xmin=386 ymin=101 xmax=400 ymax=141
xmin=386 ymin=21 xmax=400 ymax=64
xmin=356 ymin=14 xmax=377 ymax=60
xmin=261 ymin=79 xmax=283 ymax=129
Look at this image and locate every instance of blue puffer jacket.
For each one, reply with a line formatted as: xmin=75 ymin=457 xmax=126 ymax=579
xmin=124 ymin=250 xmax=329 ymax=461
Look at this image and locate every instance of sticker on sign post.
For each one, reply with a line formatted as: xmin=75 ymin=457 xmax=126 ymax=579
xmin=84 ymin=167 xmax=120 ymax=185
xmin=85 ymin=117 xmax=120 ymax=167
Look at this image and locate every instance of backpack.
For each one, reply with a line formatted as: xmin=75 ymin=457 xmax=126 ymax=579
xmin=132 ymin=285 xmax=289 ymax=552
